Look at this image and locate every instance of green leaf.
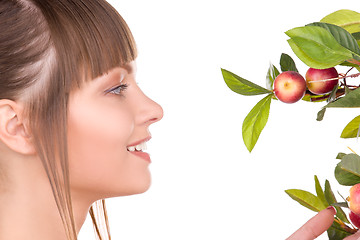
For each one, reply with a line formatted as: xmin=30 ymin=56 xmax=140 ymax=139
xmin=285 ymin=189 xmax=326 ymax=212
xmin=280 ymin=53 xmax=298 ymax=72
xmin=337 ymin=153 xmax=360 ymax=178
xmin=353 ymin=32 xmax=360 ymax=52
xmin=265 ymin=63 xmax=280 ymax=90
xmin=324 ymin=180 xmax=335 ymax=206
xmin=340 ymin=115 xmax=360 ymax=138
xmin=316 ymin=85 xmax=339 ymax=120
xmin=335 ymin=163 xmax=360 ymax=186
xmin=242 ymin=94 xmax=272 ymax=152
xmin=353 ymin=32 xmax=360 ymax=42
xmin=286 ymin=26 xmax=353 ymax=69
xmin=315 ymin=175 xmax=328 ymax=207
xmin=316 ymin=107 xmax=326 ymax=121
xmin=221 ymin=68 xmax=271 ymax=96
xmin=307 ymin=22 xmax=360 ymax=58
xmin=327 ymin=84 xmax=339 ymax=103
xmin=321 ymin=9 xmax=360 ymax=34
xmin=327 ymin=220 xmax=353 ymax=240
xmin=336 ymin=152 xmax=347 ymax=159
xmin=287 ymin=39 xmax=329 ymax=69
xmin=341 ymin=60 xmax=360 ymax=72
xmin=345 ymin=85 xmax=351 ymax=95
xmin=325 ymin=87 xmax=360 ymax=108
xmin=324 ymin=180 xmax=349 ymax=223
xmin=334 ymin=153 xmax=360 ymax=186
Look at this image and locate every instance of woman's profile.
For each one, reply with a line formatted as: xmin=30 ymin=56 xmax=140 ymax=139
xmin=3 ymin=1 xmax=360 ymax=240
xmin=0 ymin=0 xmax=162 ymax=239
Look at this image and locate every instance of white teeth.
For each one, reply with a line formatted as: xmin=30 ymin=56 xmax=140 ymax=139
xmin=127 ymin=142 xmax=147 ymax=152
xmin=127 ymin=146 xmax=136 ymax=152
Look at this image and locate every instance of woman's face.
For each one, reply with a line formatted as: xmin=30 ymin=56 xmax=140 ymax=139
xmin=67 ymin=61 xmax=163 ymax=202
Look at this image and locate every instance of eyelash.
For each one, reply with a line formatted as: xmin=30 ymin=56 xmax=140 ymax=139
xmin=106 ymin=84 xmax=129 ymax=96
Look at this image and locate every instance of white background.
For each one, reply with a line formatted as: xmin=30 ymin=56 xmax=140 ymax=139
xmin=79 ymin=1 xmax=360 ymax=239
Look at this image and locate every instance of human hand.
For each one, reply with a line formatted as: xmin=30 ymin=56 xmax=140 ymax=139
xmin=287 ymin=206 xmax=360 ymax=240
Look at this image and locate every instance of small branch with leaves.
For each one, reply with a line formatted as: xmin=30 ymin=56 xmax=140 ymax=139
xmin=221 ymin=9 xmax=360 ymax=240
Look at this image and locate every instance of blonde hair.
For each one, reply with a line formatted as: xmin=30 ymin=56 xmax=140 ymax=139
xmin=0 ymin=0 xmax=137 ymax=239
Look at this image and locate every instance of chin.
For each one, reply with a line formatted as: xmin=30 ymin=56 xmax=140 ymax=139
xmin=128 ymin=178 xmax=152 ymax=196
xmin=108 ymin=176 xmax=152 ymax=198
xmin=131 ymin=184 xmax=151 ymax=196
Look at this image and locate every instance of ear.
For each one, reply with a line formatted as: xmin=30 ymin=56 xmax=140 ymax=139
xmin=0 ymin=99 xmax=36 ymax=155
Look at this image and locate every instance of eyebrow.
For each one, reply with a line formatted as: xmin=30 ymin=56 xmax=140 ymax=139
xmin=93 ymin=63 xmax=133 ymax=88
xmin=94 ymin=69 xmax=123 ymax=89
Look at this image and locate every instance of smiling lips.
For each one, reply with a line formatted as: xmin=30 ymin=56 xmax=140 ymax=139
xmin=127 ymin=137 xmax=151 ymax=163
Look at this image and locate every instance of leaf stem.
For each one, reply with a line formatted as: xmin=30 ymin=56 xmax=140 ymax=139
xmin=347 ymin=59 xmax=360 ymax=66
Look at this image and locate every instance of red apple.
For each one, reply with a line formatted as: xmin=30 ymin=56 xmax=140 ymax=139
xmin=305 ymin=67 xmax=339 ymax=95
xmin=349 ymin=211 xmax=360 ymax=228
xmin=273 ymin=71 xmax=306 ymax=103
xmin=349 ymin=184 xmax=360 ymax=215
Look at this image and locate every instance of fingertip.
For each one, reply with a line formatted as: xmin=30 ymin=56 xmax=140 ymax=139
xmin=286 ymin=206 xmax=338 ymax=240
xmin=326 ymin=206 xmax=337 ymax=215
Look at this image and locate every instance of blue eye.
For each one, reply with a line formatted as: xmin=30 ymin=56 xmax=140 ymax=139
xmin=106 ymin=84 xmax=128 ymax=95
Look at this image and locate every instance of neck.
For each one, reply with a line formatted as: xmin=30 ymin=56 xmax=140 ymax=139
xmin=0 ymin=154 xmax=91 ymax=240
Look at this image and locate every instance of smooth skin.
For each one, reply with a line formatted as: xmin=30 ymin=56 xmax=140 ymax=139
xmin=0 ymin=61 xmax=163 ymax=240
xmin=287 ymin=207 xmax=360 ymax=240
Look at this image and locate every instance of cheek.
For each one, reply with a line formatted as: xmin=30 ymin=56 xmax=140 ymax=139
xmin=66 ymin=101 xmax=150 ymax=199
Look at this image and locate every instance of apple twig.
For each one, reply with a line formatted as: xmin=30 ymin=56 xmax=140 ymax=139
xmin=307 ymin=73 xmax=360 ymax=83
xmin=334 ymin=218 xmax=358 ymax=234
xmin=348 ymin=147 xmax=358 ymax=155
xmin=308 ymin=88 xmax=347 ymax=102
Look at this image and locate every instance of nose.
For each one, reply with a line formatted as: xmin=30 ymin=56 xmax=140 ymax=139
xmin=135 ymin=89 xmax=163 ymax=126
